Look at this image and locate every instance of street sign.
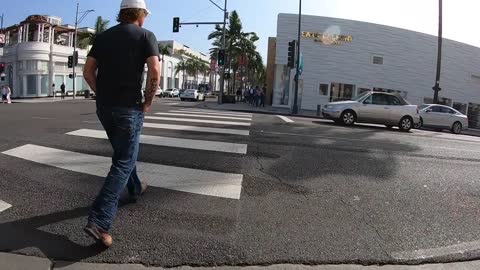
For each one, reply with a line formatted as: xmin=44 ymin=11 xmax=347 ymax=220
xmin=0 ymin=34 xmax=5 ymax=44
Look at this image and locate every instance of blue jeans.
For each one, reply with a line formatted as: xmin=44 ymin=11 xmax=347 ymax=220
xmin=88 ymin=106 xmax=144 ymax=232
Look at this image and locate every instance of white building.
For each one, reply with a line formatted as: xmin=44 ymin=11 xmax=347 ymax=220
xmin=0 ymin=15 xmax=91 ymax=98
xmin=156 ymin=40 xmax=216 ymax=92
xmin=272 ymin=14 xmax=480 ymax=128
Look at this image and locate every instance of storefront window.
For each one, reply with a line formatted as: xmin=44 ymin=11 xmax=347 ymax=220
xmin=453 ymin=102 xmax=467 ymax=114
xmin=26 ymin=75 xmax=37 ymax=95
xmin=319 ymin=84 xmax=328 ymax=95
xmin=75 ymin=76 xmax=84 ymax=91
xmin=40 ymin=75 xmax=49 ymax=95
xmin=468 ymin=103 xmax=480 ymax=129
xmin=330 ymin=83 xmax=354 ymax=102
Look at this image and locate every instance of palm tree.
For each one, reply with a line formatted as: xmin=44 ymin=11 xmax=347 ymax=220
xmin=78 ymin=16 xmax=109 ymax=49
xmin=158 ymin=44 xmax=172 ymax=89
xmin=208 ymin=11 xmax=262 ymax=94
xmin=175 ymin=60 xmax=188 ymax=89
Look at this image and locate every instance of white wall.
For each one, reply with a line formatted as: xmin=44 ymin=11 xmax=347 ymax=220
xmin=274 ymin=14 xmax=480 ymax=111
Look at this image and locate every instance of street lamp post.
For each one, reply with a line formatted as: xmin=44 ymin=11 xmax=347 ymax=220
xmin=433 ymin=0 xmax=443 ymax=104
xmin=292 ymin=0 xmax=302 ymax=114
xmin=72 ymin=3 xmax=94 ymax=99
xmin=218 ymin=0 xmax=227 ymax=105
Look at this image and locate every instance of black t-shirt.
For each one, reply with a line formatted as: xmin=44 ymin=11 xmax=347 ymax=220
xmin=88 ymin=23 xmax=159 ymax=108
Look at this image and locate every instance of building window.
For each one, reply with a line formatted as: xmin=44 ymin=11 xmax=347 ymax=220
xmin=424 ymin=97 xmax=434 ymax=104
xmin=17 ymin=61 xmax=24 ymax=71
xmin=39 ymin=61 xmax=48 ymax=71
xmin=40 ymin=75 xmax=49 ymax=95
xmin=330 ymin=83 xmax=355 ymax=102
xmin=358 ymin=88 xmax=371 ymax=95
xmin=55 ymin=62 xmax=66 ymax=71
xmin=453 ymin=102 xmax=467 ymax=114
xmin=319 ymin=83 xmax=328 ymax=95
xmin=468 ymin=103 xmax=480 ymax=128
xmin=26 ymin=60 xmax=37 ymax=71
xmin=372 ymin=55 xmax=383 ymax=65
xmin=374 ymin=87 xmax=407 ymax=98
xmin=26 ymin=75 xmax=37 ymax=95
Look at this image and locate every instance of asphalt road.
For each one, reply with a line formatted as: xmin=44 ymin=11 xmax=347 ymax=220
xmin=0 ymin=98 xmax=480 ymax=267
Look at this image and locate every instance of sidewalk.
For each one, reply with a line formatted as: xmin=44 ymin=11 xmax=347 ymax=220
xmin=3 ymin=252 xmax=480 ymax=270
xmin=195 ymin=100 xmax=480 ymax=138
xmin=11 ymin=97 xmax=92 ymax=103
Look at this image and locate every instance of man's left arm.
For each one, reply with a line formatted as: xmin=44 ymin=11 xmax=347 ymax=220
xmin=83 ymin=57 xmax=98 ymax=93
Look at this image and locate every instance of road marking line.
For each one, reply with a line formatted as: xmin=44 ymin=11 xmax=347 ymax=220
xmin=145 ymin=116 xmax=251 ymax=127
xmin=178 ymin=108 xmax=252 ymax=117
xmin=171 ymin=110 xmax=253 ymax=118
xmin=165 ymin=103 xmax=179 ymax=105
xmin=392 ymin=240 xmax=480 ymax=261
xmin=143 ymin=123 xmax=250 ymax=136
xmin=82 ymin=121 xmax=101 ymax=124
xmin=0 ymin=200 xmax=12 ymax=213
xmin=2 ymin=144 xmax=243 ymax=200
xmin=32 ymin=117 xmax=56 ymax=120
xmin=154 ymin=112 xmax=251 ymax=121
xmin=67 ymin=129 xmax=247 ymax=154
xmin=277 ymin=115 xmax=294 ymax=123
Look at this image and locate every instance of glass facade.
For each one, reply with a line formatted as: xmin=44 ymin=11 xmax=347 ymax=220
xmin=26 ymin=75 xmax=37 ymax=95
xmin=40 ymin=75 xmax=49 ymax=95
xmin=330 ymin=83 xmax=355 ymax=102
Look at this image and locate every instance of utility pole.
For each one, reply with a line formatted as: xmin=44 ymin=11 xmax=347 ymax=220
xmin=218 ymin=0 xmax=227 ymax=104
xmin=433 ymin=0 xmax=443 ymax=104
xmin=292 ymin=0 xmax=302 ymax=114
xmin=72 ymin=3 xmax=79 ymax=99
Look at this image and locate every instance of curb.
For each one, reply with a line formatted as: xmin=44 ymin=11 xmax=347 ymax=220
xmin=3 ymin=253 xmax=480 ymax=270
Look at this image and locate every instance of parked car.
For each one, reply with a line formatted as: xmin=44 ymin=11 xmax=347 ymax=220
xmin=416 ymin=104 xmax=469 ymax=134
xmin=180 ymin=89 xmax=206 ymax=101
xmin=156 ymin=88 xmax=164 ymax=97
xmin=164 ymin=88 xmax=180 ymax=97
xmin=322 ymin=91 xmax=420 ymax=131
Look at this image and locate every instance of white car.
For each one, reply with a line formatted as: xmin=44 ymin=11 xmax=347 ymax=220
xmin=416 ymin=104 xmax=469 ymax=134
xmin=164 ymin=88 xmax=180 ymax=97
xmin=180 ymin=89 xmax=206 ymax=101
xmin=322 ymin=91 xmax=420 ymax=131
xmin=156 ymin=88 xmax=164 ymax=97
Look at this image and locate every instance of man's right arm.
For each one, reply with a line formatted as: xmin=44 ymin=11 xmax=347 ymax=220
xmin=143 ymin=56 xmax=160 ymax=113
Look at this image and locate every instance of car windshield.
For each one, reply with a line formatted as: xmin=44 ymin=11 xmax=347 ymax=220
xmin=351 ymin=92 xmax=370 ymax=102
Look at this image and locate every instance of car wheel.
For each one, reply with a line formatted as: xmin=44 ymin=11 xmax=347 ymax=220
xmin=340 ymin=110 xmax=356 ymax=126
xmin=385 ymin=125 xmax=393 ymax=129
xmin=398 ymin=116 xmax=413 ymax=132
xmin=451 ymin=121 xmax=462 ymax=134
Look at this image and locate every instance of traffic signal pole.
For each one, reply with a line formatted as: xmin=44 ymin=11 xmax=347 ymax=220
xmin=292 ymin=0 xmax=302 ymax=114
xmin=172 ymin=0 xmax=228 ymax=105
xmin=72 ymin=3 xmax=79 ymax=99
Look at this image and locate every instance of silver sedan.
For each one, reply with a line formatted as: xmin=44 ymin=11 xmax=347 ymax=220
xmin=416 ymin=104 xmax=469 ymax=134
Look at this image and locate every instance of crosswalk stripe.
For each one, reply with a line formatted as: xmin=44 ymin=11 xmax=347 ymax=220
xmin=0 ymin=200 xmax=12 ymax=213
xmin=277 ymin=115 xmax=294 ymax=123
xmin=154 ymin=112 xmax=251 ymax=121
xmin=177 ymin=109 xmax=252 ymax=117
xmin=168 ymin=110 xmax=253 ymax=118
xmin=143 ymin=123 xmax=250 ymax=136
xmin=67 ymin=129 xmax=248 ymax=154
xmin=2 ymin=144 xmax=243 ymax=200
xmin=145 ymin=116 xmax=251 ymax=127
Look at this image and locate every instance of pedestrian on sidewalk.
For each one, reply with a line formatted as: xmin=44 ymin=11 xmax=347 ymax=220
xmin=60 ymin=82 xmax=66 ymax=100
xmin=82 ymin=0 xmax=160 ymax=248
xmin=243 ymin=88 xmax=249 ymax=103
xmin=260 ymin=85 xmax=266 ymax=107
xmin=249 ymin=87 xmax=255 ymax=106
xmin=52 ymin=83 xmax=56 ymax=99
xmin=236 ymin=88 xmax=242 ymax=102
xmin=5 ymin=85 xmax=12 ymax=104
xmin=254 ymin=86 xmax=261 ymax=107
xmin=1 ymin=86 xmax=7 ymax=104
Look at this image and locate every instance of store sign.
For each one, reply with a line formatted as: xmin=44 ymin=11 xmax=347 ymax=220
xmin=302 ymin=31 xmax=353 ymax=45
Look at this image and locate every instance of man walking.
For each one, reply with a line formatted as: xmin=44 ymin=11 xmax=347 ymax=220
xmin=1 ymin=86 xmax=7 ymax=104
xmin=60 ymin=82 xmax=66 ymax=100
xmin=82 ymin=0 xmax=160 ymax=247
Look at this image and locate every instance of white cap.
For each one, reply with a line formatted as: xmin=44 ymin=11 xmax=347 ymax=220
xmin=120 ymin=0 xmax=151 ymax=15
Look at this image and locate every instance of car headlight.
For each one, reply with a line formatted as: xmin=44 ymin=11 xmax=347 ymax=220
xmin=326 ymin=105 xmax=334 ymax=109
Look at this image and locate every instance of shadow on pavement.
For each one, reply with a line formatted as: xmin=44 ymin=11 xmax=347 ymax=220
xmin=0 ymin=207 xmax=107 ymax=266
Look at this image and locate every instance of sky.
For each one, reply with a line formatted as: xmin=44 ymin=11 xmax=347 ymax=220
xmin=2 ymin=0 xmax=480 ymax=62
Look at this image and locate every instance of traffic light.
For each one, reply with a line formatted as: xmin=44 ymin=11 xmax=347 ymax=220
xmin=74 ymin=51 xmax=79 ymax=66
xmin=217 ymin=49 xmax=225 ymax=66
xmin=173 ymin=17 xmax=180 ymax=33
xmin=0 ymin=63 xmax=5 ymax=74
xmin=288 ymin=40 xmax=297 ymax=68
xmin=68 ymin=56 xmax=74 ymax=68
xmin=69 ymin=74 xmax=73 ymax=79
